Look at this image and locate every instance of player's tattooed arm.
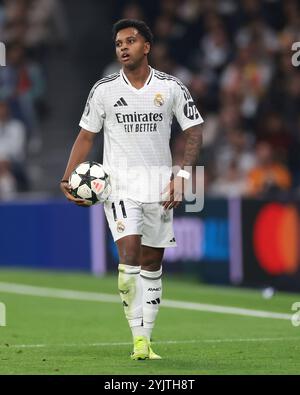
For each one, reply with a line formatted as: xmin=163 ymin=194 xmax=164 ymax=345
xmin=161 ymin=124 xmax=203 ymax=210
xmin=182 ymin=125 xmax=203 ymax=167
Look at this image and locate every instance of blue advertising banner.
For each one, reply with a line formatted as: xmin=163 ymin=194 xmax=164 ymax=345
xmin=0 ymin=199 xmax=106 ymax=273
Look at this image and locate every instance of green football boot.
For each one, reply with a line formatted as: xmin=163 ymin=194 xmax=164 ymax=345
xmin=131 ymin=336 xmax=149 ymax=360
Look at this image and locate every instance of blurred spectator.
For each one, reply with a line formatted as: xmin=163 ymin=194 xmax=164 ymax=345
xmin=121 ymin=2 xmax=145 ymax=20
xmin=0 ymin=100 xmax=27 ymax=199
xmin=220 ymin=43 xmax=273 ymax=122
xmin=263 ymin=52 xmax=300 ymax=132
xmin=202 ymin=24 xmax=231 ymax=72
xmin=0 ymin=42 xmax=45 ymax=152
xmin=149 ymin=42 xmax=174 ymax=74
xmin=235 ymin=17 xmax=279 ymax=55
xmin=218 ymin=103 xmax=242 ymax=131
xmin=256 ymin=111 xmax=292 ymax=161
xmin=209 ymin=159 xmax=247 ymax=197
xmin=281 ymin=0 xmax=300 ymax=42
xmin=0 ymin=0 xmax=5 ymax=35
xmin=188 ymin=72 xmax=216 ymax=113
xmin=153 ymin=11 xmax=190 ymax=64
xmin=159 ymin=0 xmax=180 ymax=19
xmin=1 ymin=0 xmax=28 ymax=46
xmin=199 ymin=16 xmax=232 ymax=74
xmin=3 ymin=0 xmax=68 ymax=61
xmin=238 ymin=0 xmax=262 ymax=24
xmin=177 ymin=0 xmax=202 ymax=24
xmin=153 ymin=14 xmax=175 ymax=45
xmin=215 ymin=128 xmax=256 ymax=179
xmin=245 ymin=142 xmax=292 ymax=197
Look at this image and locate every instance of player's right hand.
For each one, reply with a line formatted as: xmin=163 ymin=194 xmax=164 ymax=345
xmin=60 ymin=181 xmax=91 ymax=207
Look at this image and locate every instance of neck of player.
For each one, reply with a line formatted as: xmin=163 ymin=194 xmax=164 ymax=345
xmin=123 ymin=60 xmax=150 ymax=89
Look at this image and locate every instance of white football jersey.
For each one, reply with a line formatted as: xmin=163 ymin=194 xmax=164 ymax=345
xmin=79 ymin=67 xmax=204 ymax=202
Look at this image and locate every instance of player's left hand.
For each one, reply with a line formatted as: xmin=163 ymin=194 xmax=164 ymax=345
xmin=161 ymin=176 xmax=184 ymax=210
xmin=60 ymin=181 xmax=91 ymax=207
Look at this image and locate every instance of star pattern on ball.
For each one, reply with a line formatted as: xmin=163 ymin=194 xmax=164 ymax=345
xmin=69 ymin=161 xmax=110 ymax=205
xmin=78 ymin=169 xmax=98 ymax=188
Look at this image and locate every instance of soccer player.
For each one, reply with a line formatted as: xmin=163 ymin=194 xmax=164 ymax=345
xmin=60 ymin=19 xmax=203 ymax=360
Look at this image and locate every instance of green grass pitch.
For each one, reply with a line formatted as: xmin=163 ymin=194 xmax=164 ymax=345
xmin=0 ymin=269 xmax=300 ymax=375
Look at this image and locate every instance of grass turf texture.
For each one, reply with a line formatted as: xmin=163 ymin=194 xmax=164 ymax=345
xmin=0 ymin=269 xmax=300 ymax=375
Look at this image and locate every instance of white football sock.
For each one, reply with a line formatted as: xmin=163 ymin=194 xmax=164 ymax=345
xmin=140 ymin=268 xmax=162 ymax=341
xmin=118 ymin=264 xmax=143 ymax=337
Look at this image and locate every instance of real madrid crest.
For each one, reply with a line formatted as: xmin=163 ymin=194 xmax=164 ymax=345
xmin=117 ymin=221 xmax=125 ymax=233
xmin=154 ymin=93 xmax=164 ymax=107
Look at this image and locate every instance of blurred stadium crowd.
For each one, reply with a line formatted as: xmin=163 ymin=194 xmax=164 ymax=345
xmin=0 ymin=0 xmax=299 ymax=200
xmin=0 ymin=0 xmax=66 ymax=199
xmin=111 ymin=0 xmax=300 ymax=199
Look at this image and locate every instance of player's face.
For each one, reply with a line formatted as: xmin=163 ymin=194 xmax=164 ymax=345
xmin=115 ymin=27 xmax=150 ymax=69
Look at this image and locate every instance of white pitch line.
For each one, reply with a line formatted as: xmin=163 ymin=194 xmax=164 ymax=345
xmin=1 ymin=337 xmax=299 ymax=349
xmin=0 ymin=281 xmax=292 ymax=320
xmin=0 ymin=282 xmax=120 ymax=303
xmin=162 ymin=300 xmax=291 ymax=320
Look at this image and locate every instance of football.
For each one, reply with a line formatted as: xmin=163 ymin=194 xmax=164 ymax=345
xmin=69 ymin=161 xmax=111 ymax=205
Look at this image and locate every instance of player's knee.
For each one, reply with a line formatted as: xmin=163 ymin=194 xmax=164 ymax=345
xmin=141 ymin=260 xmax=161 ymax=272
xmin=119 ymin=252 xmax=140 ymax=267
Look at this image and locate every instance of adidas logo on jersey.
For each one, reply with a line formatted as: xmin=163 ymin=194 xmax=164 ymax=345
xmin=114 ymin=97 xmax=128 ymax=107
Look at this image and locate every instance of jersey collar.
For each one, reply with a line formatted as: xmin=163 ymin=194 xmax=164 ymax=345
xmin=120 ymin=66 xmax=154 ymax=93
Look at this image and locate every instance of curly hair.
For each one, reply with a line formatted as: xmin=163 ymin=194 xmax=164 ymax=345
xmin=112 ymin=19 xmax=154 ymax=46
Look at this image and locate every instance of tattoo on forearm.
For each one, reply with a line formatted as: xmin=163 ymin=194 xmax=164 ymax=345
xmin=183 ymin=127 xmax=203 ymax=167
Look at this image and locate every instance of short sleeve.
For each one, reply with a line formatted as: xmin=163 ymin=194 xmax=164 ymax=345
xmin=79 ymin=85 xmax=105 ymax=133
xmin=172 ymin=80 xmax=204 ymax=131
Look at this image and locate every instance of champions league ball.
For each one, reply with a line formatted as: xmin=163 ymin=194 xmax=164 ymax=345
xmin=69 ymin=161 xmax=111 ymax=205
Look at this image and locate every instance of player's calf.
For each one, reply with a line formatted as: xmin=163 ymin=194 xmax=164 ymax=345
xmin=118 ymin=264 xmax=143 ymax=328
xmin=140 ymin=267 xmax=162 ymax=341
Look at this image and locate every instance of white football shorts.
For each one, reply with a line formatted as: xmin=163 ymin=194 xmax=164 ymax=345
xmin=104 ymin=198 xmax=177 ymax=248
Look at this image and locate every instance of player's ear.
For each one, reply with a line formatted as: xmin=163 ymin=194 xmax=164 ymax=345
xmin=144 ymin=42 xmax=150 ymax=56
